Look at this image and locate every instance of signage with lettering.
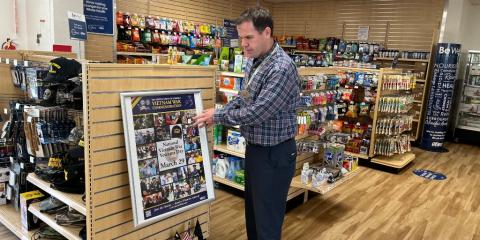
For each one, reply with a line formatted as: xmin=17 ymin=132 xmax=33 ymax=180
xmin=67 ymin=11 xmax=87 ymax=40
xmin=83 ymin=0 xmax=113 ymax=35
xmin=420 ymin=43 xmax=461 ymax=151
xmin=121 ymin=90 xmax=215 ymax=227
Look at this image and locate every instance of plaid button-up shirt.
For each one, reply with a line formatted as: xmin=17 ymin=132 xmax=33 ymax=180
xmin=214 ymin=43 xmax=300 ymax=146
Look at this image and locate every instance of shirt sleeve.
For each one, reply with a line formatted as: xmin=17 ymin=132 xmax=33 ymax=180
xmin=214 ymin=64 xmax=298 ymax=126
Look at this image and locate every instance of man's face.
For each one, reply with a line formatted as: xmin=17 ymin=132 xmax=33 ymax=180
xmin=237 ymin=20 xmax=271 ymax=58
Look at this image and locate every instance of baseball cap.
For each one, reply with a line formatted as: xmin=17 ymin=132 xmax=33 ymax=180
xmin=44 ymin=57 xmax=82 ymax=83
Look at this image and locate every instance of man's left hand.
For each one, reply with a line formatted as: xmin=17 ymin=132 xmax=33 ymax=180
xmin=193 ymin=108 xmax=215 ymax=128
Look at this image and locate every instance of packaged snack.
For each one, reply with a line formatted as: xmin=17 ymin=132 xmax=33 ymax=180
xmin=132 ymin=28 xmax=140 ymax=42
xmin=152 ymin=30 xmax=160 ymax=43
xmin=138 ymin=15 xmax=146 ymax=28
xmin=116 ymin=11 xmax=124 ymax=25
xmin=358 ymin=102 xmax=370 ymax=116
xmin=160 ymin=18 xmax=167 ymax=30
xmin=146 ymin=16 xmax=155 ymax=29
xmin=154 ymin=17 xmax=161 ymax=29
xmin=131 ymin=14 xmax=139 ymax=26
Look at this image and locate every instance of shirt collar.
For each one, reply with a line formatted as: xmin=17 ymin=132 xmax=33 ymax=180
xmin=253 ymin=41 xmax=277 ymax=65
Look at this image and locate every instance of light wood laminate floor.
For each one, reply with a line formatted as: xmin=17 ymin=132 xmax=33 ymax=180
xmin=210 ymin=143 xmax=480 ymax=240
xmin=0 ymin=143 xmax=478 ymax=240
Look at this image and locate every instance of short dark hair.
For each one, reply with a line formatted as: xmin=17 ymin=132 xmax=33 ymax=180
xmin=236 ymin=7 xmax=274 ymax=37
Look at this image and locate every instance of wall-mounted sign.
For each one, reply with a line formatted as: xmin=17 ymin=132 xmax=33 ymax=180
xmin=83 ymin=0 xmax=114 ymax=35
xmin=67 ymin=11 xmax=87 ymax=40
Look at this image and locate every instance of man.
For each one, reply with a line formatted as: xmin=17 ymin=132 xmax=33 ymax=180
xmin=193 ymin=7 xmax=299 ymax=240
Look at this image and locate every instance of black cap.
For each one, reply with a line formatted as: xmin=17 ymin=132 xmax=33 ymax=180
xmin=44 ymin=57 xmax=81 ymax=83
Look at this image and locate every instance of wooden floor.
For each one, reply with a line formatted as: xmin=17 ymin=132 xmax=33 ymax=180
xmin=1 ymin=143 xmax=479 ymax=240
xmin=0 ymin=225 xmax=18 ymax=240
xmin=210 ymin=143 xmax=480 ymax=240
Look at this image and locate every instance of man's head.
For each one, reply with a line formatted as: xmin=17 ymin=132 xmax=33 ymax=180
xmin=236 ymin=7 xmax=274 ymax=58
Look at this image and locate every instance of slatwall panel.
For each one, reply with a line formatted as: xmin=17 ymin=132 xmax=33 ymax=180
xmin=83 ymin=64 xmax=216 ymax=240
xmin=85 ymin=34 xmax=115 ymax=62
xmin=272 ymin=0 xmax=443 ymax=51
xmin=117 ymin=0 xmax=245 ymax=26
xmin=0 ymin=63 xmax=24 ymax=122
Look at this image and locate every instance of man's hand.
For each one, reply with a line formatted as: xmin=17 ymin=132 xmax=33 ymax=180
xmin=193 ymin=108 xmax=215 ymax=128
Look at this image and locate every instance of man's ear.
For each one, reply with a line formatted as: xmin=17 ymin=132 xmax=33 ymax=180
xmin=263 ymin=27 xmax=272 ymax=38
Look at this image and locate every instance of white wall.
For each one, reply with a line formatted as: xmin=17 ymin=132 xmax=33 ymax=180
xmin=52 ymin=0 xmax=85 ymax=58
xmin=0 ymin=0 xmax=85 ymax=57
xmin=0 ymin=0 xmax=27 ymax=49
xmin=24 ymin=0 xmax=54 ymax=51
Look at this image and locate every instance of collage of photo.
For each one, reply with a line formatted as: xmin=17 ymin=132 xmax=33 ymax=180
xmin=132 ymin=108 xmax=208 ymax=214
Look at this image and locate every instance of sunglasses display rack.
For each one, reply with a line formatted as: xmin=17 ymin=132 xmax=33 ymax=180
xmin=0 ymin=51 xmax=86 ymax=240
xmin=370 ymin=73 xmax=417 ymax=170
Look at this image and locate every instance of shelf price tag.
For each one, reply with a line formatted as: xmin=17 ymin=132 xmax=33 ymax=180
xmin=3 ymin=108 xmax=7 ymax=114
xmin=20 ymin=162 xmax=24 ymax=169
xmin=13 ymin=59 xmax=17 ymax=66
xmin=15 ymin=103 xmax=20 ymax=110
xmin=5 ymin=58 xmax=9 ymax=64
xmin=24 ymin=61 xmax=29 ymax=67
xmin=30 ymin=156 xmax=35 ymax=163
xmin=27 ymin=116 xmax=32 ymax=123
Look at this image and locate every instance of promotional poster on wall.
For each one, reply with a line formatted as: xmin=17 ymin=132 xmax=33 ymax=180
xmin=121 ymin=90 xmax=214 ymax=227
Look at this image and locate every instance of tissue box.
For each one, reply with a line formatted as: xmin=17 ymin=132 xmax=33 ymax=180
xmin=323 ymin=143 xmax=345 ymax=169
xmin=20 ymin=190 xmax=45 ymax=231
xmin=234 ymin=55 xmax=243 ymax=73
xmin=227 ymin=129 xmax=246 ymax=153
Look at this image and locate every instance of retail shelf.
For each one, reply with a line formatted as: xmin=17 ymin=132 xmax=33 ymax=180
xmin=295 ymin=134 xmax=312 ymax=141
xmin=28 ymin=202 xmax=82 ymax=240
xmin=460 ymin=111 xmax=480 ymax=117
xmin=219 ymin=71 xmax=245 ymax=78
xmin=456 ymin=125 xmax=480 ymax=132
xmin=301 ymin=89 xmax=327 ymax=93
xmin=294 ymin=50 xmax=324 ymax=54
xmin=27 ymin=173 xmax=86 ymax=216
xmin=371 ymin=152 xmax=415 ymax=169
xmin=344 ymin=151 xmax=369 ymax=159
xmin=218 ymin=88 xmax=239 ymax=95
xmin=290 ymin=168 xmax=360 ymax=195
xmin=336 ymin=67 xmax=380 ymax=73
xmin=466 ymin=84 xmax=480 ymax=88
xmin=213 ymin=176 xmax=245 ymax=191
xmin=279 ymin=44 xmax=297 ymax=48
xmin=0 ymin=204 xmax=34 ymax=240
xmin=213 ymin=144 xmax=245 ymax=158
xmin=116 ymin=51 xmax=157 ymax=57
xmin=374 ymin=57 xmax=430 ymax=63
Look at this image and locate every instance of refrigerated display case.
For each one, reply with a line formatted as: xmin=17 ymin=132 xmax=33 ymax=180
xmin=454 ymin=51 xmax=480 ymax=138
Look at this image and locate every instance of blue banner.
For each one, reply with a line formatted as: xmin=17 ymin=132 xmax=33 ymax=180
xmin=131 ymin=94 xmax=196 ymax=115
xmin=68 ymin=11 xmax=87 ymax=40
xmin=223 ymin=19 xmax=238 ymax=47
xmin=420 ymin=43 xmax=461 ymax=151
xmin=83 ymin=0 xmax=113 ymax=35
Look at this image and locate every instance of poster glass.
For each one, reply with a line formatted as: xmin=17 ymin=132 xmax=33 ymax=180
xmin=120 ymin=90 xmax=215 ymax=227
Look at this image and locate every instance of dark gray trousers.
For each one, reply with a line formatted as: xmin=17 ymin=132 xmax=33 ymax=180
xmin=244 ymin=138 xmax=296 ymax=240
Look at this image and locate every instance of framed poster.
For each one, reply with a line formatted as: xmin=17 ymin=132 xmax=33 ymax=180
xmin=120 ymin=90 xmax=215 ymax=227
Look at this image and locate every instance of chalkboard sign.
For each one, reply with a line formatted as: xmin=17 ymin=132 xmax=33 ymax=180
xmin=420 ymin=43 xmax=461 ymax=151
xmin=223 ymin=19 xmax=238 ymax=48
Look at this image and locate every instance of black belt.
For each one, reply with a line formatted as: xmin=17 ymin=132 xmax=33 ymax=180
xmin=246 ymin=138 xmax=294 ymax=148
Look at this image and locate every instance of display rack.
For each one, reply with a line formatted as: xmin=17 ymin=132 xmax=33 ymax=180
xmin=369 ymin=71 xmax=416 ymax=170
xmin=83 ymin=64 xmax=216 ymax=239
xmin=290 ymin=167 xmax=360 ymax=195
xmin=0 ymin=50 xmax=77 ymax=240
xmin=374 ymin=47 xmax=434 ymax=141
xmin=28 ymin=202 xmax=82 ymax=240
xmin=26 ymin=174 xmax=86 ymax=215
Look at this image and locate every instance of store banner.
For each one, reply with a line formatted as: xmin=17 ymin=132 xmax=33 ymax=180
xmin=120 ymin=90 xmax=215 ymax=228
xmin=83 ymin=0 xmax=114 ymax=35
xmin=420 ymin=43 xmax=461 ymax=151
xmin=67 ymin=11 xmax=87 ymax=40
xmin=223 ymin=19 xmax=238 ymax=47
